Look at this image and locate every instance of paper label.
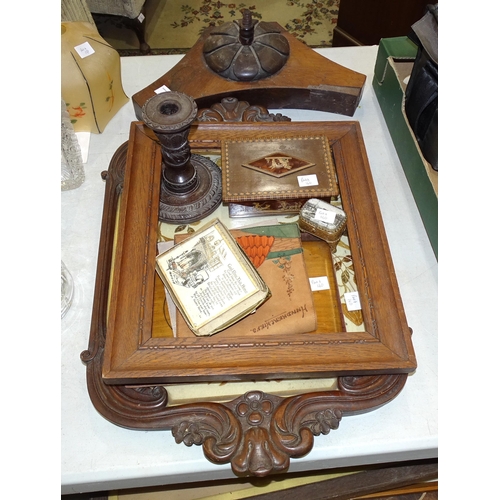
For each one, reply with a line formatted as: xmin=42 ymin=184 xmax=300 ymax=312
xmin=74 ymin=42 xmax=95 ymax=58
xmin=297 ymin=174 xmax=318 ymax=187
xmin=138 ymin=13 xmax=145 ymax=23
xmin=309 ymin=276 xmax=330 ymax=291
xmin=344 ymin=291 xmax=362 ymax=311
xmin=314 ymin=208 xmax=336 ymax=224
xmin=154 ymin=85 xmax=171 ymax=94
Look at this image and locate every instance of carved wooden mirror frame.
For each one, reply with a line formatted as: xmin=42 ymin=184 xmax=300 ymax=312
xmin=82 ymin=107 xmax=416 ymax=477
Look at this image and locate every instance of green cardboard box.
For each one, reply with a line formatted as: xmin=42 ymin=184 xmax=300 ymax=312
xmin=373 ymin=37 xmax=438 ymax=259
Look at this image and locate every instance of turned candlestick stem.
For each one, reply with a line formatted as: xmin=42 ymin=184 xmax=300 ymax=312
xmin=142 ymin=92 xmax=199 ymax=194
xmin=142 ymin=92 xmax=222 ymax=224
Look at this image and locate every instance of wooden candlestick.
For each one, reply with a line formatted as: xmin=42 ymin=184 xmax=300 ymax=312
xmin=142 ymin=92 xmax=222 ymax=224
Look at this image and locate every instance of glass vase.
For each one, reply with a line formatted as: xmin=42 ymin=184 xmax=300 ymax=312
xmin=61 ymin=260 xmax=74 ymax=318
xmin=61 ymin=99 xmax=85 ymax=190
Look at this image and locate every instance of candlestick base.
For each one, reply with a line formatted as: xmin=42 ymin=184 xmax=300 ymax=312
xmin=158 ymin=153 xmax=222 ymax=224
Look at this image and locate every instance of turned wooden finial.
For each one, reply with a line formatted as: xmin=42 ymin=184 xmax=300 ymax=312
xmin=239 ymin=9 xmax=255 ymax=45
xmin=202 ymin=9 xmax=290 ymax=82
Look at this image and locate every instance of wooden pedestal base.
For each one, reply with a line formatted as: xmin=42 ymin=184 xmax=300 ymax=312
xmin=132 ymin=23 xmax=366 ymax=119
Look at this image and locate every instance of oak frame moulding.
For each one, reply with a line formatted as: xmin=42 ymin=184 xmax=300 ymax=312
xmin=85 ymin=120 xmax=417 ymax=387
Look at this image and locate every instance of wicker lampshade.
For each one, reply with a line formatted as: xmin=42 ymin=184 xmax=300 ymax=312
xmin=61 ymin=22 xmax=128 ymax=133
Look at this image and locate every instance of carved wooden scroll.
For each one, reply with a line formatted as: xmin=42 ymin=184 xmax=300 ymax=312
xmin=83 ymin=346 xmax=407 ymax=477
xmin=196 ymin=97 xmax=291 ymax=123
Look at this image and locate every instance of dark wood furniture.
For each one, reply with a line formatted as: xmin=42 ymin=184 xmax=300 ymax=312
xmin=333 ymin=0 xmax=430 ymax=47
xmin=62 ymin=460 xmax=438 ymax=499
xmin=92 ymin=11 xmax=150 ymax=54
xmin=131 ymin=23 xmax=366 ymax=118
xmin=89 ymin=0 xmax=150 ymax=54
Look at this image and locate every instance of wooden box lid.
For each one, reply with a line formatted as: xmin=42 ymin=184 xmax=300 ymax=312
xmin=222 ymin=135 xmax=339 ymax=203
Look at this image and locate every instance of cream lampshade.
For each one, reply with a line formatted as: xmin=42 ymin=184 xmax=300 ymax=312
xmin=61 ymin=22 xmax=128 ymax=133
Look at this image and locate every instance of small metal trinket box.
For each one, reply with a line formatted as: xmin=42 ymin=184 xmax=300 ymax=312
xmin=298 ymin=198 xmax=347 ymax=252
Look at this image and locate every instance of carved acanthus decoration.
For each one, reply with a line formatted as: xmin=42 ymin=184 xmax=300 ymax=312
xmin=84 ymin=337 xmax=406 ymax=477
xmin=197 ymin=97 xmax=291 ymax=123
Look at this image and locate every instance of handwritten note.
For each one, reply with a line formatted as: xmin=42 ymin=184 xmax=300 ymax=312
xmin=314 ymin=208 xmax=336 ymax=224
xmin=344 ymin=291 xmax=362 ymax=311
xmin=309 ymin=276 xmax=330 ymax=291
xmin=74 ymin=42 xmax=94 ymax=59
xmin=297 ymin=174 xmax=319 ymax=187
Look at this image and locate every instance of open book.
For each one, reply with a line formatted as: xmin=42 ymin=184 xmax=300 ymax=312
xmin=155 ymin=219 xmax=271 ymax=337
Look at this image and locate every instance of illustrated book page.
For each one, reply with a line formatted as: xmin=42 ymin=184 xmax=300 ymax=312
xmin=155 ymin=219 xmax=271 ymax=337
xmin=175 ymin=223 xmax=317 ymax=338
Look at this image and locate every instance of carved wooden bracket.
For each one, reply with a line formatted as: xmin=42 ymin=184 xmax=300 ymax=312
xmin=197 ymin=97 xmax=291 ymax=123
xmin=131 ymin=23 xmax=366 ymax=119
xmin=83 ymin=345 xmax=406 ymax=477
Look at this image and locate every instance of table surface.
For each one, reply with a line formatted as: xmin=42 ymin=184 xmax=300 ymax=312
xmin=61 ymin=45 xmax=438 ymax=495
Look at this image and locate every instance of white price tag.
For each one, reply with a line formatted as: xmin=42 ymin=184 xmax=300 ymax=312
xmin=344 ymin=291 xmax=362 ymax=311
xmin=297 ymin=174 xmax=318 ymax=187
xmin=314 ymin=208 xmax=336 ymax=224
xmin=309 ymin=276 xmax=330 ymax=291
xmin=74 ymin=41 xmax=95 ymax=59
xmin=154 ymin=85 xmax=171 ymax=94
